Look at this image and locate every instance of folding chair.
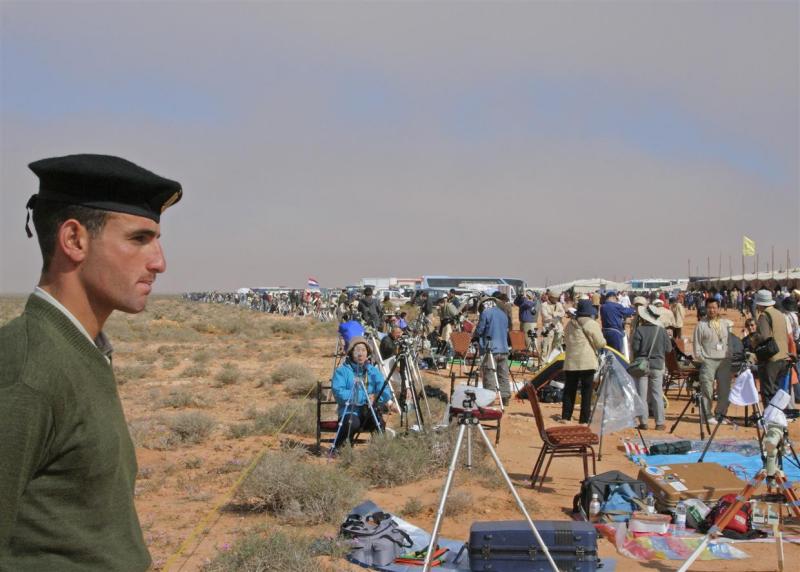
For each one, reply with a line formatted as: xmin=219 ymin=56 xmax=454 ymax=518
xmin=449 ymin=331 xmax=475 ymax=378
xmin=448 ymin=372 xmax=503 ymax=444
xmin=664 ymin=350 xmax=698 ymax=400
xmin=508 ymin=330 xmax=538 ymax=383
xmin=524 ymin=382 xmax=598 ymax=491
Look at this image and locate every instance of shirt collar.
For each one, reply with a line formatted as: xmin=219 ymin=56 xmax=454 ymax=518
xmin=33 ymin=287 xmax=113 ymax=361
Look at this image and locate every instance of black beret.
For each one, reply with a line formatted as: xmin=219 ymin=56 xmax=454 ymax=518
xmin=26 ymin=154 xmax=182 ymax=229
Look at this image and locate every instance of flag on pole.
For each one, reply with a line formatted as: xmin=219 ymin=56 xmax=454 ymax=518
xmin=742 ymin=236 xmax=756 ymax=257
xmin=307 ymin=277 xmax=320 ymax=289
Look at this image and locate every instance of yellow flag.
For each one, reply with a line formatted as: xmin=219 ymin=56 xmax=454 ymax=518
xmin=743 ymin=236 xmax=756 ymax=257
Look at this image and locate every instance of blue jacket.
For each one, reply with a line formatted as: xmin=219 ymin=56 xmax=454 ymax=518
xmin=514 ymin=295 xmax=539 ymax=324
xmin=475 ymin=306 xmax=509 ymax=354
xmin=600 ymin=301 xmax=634 ymax=332
xmin=331 ymin=359 xmax=392 ymax=416
xmin=338 ymin=320 xmax=365 ymax=346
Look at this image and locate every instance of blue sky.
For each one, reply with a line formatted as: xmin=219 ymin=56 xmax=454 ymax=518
xmin=1 ymin=1 xmax=797 ymax=292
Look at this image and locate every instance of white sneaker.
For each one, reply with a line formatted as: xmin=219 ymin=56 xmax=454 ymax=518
xmin=708 ymin=418 xmax=719 ymax=426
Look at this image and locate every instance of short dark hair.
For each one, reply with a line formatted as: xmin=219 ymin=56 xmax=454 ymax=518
xmin=706 ymin=299 xmax=720 ymax=307
xmin=364 ymin=286 xmax=373 ymax=296
xmin=32 ymin=199 xmax=109 ymax=273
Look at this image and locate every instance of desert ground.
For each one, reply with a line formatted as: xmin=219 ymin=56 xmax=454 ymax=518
xmin=2 ymin=295 xmax=798 ymax=572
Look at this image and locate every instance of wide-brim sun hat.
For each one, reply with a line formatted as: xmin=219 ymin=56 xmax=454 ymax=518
xmin=633 ymin=296 xmax=648 ymax=306
xmin=755 ymin=289 xmax=775 ymax=307
xmin=637 ymin=304 xmax=663 ymax=326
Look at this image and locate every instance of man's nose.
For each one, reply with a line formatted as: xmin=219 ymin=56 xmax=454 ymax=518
xmin=147 ymin=239 xmax=167 ymax=274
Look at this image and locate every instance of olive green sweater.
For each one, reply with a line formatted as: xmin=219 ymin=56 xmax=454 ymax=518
xmin=0 ymin=296 xmax=150 ymax=571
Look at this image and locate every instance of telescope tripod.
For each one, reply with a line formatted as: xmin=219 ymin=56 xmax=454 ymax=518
xmin=678 ymin=469 xmax=800 ymax=572
xmin=422 ymin=410 xmax=558 ymax=572
xmin=669 ymin=385 xmax=711 ymax=439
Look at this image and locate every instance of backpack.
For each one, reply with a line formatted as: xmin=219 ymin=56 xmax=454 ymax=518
xmin=340 ymin=512 xmax=413 ymax=566
xmin=573 ymin=470 xmax=648 ymax=521
xmin=698 ymin=493 xmax=757 ymax=538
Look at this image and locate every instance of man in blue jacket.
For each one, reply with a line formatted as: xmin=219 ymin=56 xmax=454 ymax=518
xmin=331 ymin=336 xmax=393 ymax=449
xmin=474 ymin=294 xmax=511 ymax=406
xmin=600 ymin=291 xmax=635 ymax=353
xmin=514 ymin=291 xmax=539 ymax=350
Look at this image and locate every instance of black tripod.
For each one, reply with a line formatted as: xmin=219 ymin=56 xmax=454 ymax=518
xmin=374 ymin=339 xmax=432 ymax=432
xmin=669 ymin=383 xmax=711 ymax=439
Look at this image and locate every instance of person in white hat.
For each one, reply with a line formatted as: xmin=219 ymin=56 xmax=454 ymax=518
xmin=631 ymin=304 xmax=672 ymax=430
xmin=750 ymin=289 xmax=791 ymax=405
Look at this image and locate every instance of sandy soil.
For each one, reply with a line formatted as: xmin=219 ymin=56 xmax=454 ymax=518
xmin=2 ymin=296 xmax=798 ymax=571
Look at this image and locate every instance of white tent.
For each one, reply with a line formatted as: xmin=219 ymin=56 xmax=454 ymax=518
xmin=539 ymin=278 xmax=630 ymax=295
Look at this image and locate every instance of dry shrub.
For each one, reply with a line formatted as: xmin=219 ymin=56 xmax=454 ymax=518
xmin=161 ymin=356 xmax=179 ymax=370
xmin=128 ymin=417 xmax=180 ymax=450
xmin=283 ymin=376 xmax=316 ymax=397
xmin=338 ymin=430 xmax=454 ymax=488
xmin=401 ymin=497 xmax=424 ymax=517
xmin=160 ymin=389 xmax=211 ymax=409
xmin=444 ymin=490 xmax=473 ymax=516
xmin=270 ymin=361 xmax=314 ymax=386
xmin=227 ymin=423 xmax=255 ymax=439
xmin=181 ymin=364 xmax=209 ymax=379
xmin=252 ymin=400 xmax=316 ymax=437
xmin=115 ymin=364 xmax=149 ymax=384
xmin=167 ymin=412 xmax=215 ymax=444
xmin=202 ymin=530 xmax=345 ymax=572
xmin=192 ymin=349 xmax=211 ymax=364
xmin=269 ymin=319 xmax=309 ymax=336
xmin=214 ymin=362 xmax=241 ymax=385
xmin=233 ymin=448 xmax=363 ymax=525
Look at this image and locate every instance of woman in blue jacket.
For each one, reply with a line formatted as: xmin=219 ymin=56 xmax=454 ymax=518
xmin=332 ymin=336 xmax=393 ymax=449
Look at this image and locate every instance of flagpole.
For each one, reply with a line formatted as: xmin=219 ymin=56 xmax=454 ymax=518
xmin=771 ymin=245 xmax=775 ymax=279
xmin=756 ymin=254 xmax=759 ymax=279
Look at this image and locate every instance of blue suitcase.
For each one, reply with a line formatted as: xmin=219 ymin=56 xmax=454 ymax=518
xmin=468 ymin=520 xmax=599 ymax=571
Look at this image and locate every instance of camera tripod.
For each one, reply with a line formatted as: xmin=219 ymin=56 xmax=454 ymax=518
xmin=373 ymin=341 xmax=433 ymax=432
xmin=422 ymin=401 xmax=558 ymax=572
xmin=678 ymin=467 xmax=800 ymax=572
xmin=669 ymin=384 xmax=711 ymax=439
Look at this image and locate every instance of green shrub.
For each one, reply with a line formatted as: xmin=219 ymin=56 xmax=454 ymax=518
xmin=252 ymin=400 xmax=316 ymax=437
xmin=168 ymin=412 xmax=215 ymax=444
xmin=401 ymin=497 xmax=424 ymax=517
xmin=214 ymin=362 xmax=241 ymax=385
xmin=233 ymin=448 xmax=363 ymax=525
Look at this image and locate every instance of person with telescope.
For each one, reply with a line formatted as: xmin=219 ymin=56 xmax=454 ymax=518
xmin=473 ymin=293 xmax=512 ymax=407
xmin=749 ymin=290 xmax=791 ymax=406
xmin=380 ymin=326 xmax=404 ymax=360
xmin=331 ymin=336 xmax=394 ymax=450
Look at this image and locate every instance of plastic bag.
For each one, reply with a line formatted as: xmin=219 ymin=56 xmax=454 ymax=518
xmin=591 ymin=353 xmax=648 ymax=435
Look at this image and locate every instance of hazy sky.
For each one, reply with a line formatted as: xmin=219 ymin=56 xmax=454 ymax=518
xmin=2 ymin=1 xmax=798 ymax=293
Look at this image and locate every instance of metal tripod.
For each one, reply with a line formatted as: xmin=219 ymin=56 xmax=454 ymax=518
xmin=374 ymin=343 xmax=433 ymax=432
xmin=669 ymin=386 xmax=711 ymax=439
xmin=422 ymin=407 xmax=558 ymax=572
xmin=678 ymin=469 xmax=800 ymax=572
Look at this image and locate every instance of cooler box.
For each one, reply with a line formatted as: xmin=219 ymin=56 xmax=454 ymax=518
xmin=468 ymin=520 xmax=598 ymax=571
xmin=637 ymin=462 xmax=745 ymax=512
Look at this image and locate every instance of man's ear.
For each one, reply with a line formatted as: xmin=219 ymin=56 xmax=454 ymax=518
xmin=57 ymin=219 xmax=90 ymax=263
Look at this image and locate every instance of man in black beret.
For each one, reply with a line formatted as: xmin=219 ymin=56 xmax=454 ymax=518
xmin=0 ymin=154 xmax=182 ymax=571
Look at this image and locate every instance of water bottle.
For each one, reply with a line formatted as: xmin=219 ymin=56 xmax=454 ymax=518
xmin=645 ymin=492 xmax=656 ymax=514
xmin=674 ymin=500 xmax=687 ymax=535
xmin=589 ymin=493 xmax=601 ymax=521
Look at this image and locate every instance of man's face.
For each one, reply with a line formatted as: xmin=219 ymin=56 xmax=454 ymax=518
xmin=351 ymin=344 xmax=369 ymax=365
xmin=79 ymin=213 xmax=166 ymax=315
xmin=390 ymin=327 xmax=402 ymax=340
xmin=706 ymin=302 xmax=719 ymax=320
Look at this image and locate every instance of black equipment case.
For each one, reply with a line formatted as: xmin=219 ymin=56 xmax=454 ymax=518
xmin=468 ymin=520 xmax=599 ymax=571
